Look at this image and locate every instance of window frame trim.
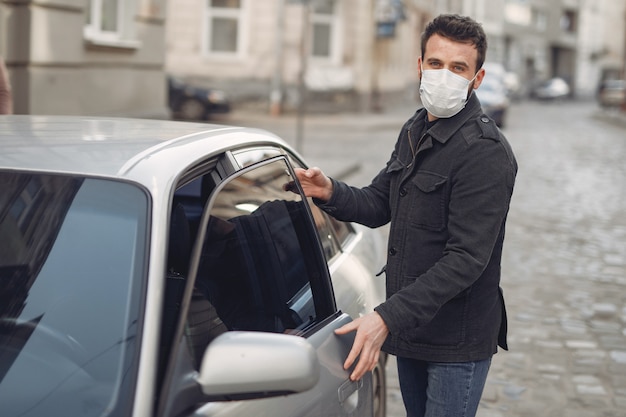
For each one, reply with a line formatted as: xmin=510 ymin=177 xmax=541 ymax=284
xmin=309 ymin=0 xmax=342 ymax=65
xmin=83 ymin=0 xmax=141 ymax=50
xmin=202 ymin=0 xmax=249 ymax=60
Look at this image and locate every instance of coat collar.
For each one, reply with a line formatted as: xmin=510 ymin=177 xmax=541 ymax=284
xmin=414 ymin=92 xmax=483 ymax=144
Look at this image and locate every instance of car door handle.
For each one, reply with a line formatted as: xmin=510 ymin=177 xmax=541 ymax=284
xmin=338 ymin=377 xmax=363 ymax=404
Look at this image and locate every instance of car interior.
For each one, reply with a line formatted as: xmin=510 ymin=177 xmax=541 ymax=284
xmin=161 ymin=156 xmax=328 ymax=374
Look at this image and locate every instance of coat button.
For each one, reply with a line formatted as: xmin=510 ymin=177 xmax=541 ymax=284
xmin=481 ymin=116 xmax=489 ymax=123
xmin=399 ymin=188 xmax=407 ymax=197
xmin=388 ymin=247 xmax=397 ymax=256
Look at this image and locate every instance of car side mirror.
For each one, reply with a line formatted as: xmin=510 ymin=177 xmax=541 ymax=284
xmin=196 ymin=331 xmax=320 ymax=399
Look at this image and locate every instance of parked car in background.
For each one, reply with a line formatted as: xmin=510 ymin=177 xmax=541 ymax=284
xmin=481 ymin=62 xmax=520 ymax=97
xmin=476 ymin=71 xmax=510 ymax=128
xmin=0 ymin=116 xmax=387 ymax=417
xmin=531 ymin=77 xmax=571 ymax=100
xmin=502 ymin=71 xmax=522 ymax=99
xmin=597 ymin=79 xmax=626 ymax=108
xmin=167 ymin=76 xmax=231 ymax=121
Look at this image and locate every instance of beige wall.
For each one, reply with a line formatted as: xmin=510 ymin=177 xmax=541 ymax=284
xmin=1 ymin=0 xmax=168 ymax=117
xmin=4 ymin=0 xmax=622 ymax=116
xmin=165 ymin=0 xmax=424 ymax=110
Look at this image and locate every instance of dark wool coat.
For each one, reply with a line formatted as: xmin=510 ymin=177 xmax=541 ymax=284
xmin=318 ymin=93 xmax=517 ymax=362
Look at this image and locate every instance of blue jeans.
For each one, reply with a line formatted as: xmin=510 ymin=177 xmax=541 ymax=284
xmin=396 ymin=356 xmax=492 ymax=417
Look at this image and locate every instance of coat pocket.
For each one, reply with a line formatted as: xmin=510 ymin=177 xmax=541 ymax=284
xmin=408 ymin=171 xmax=448 ymax=231
xmin=401 ymin=294 xmax=468 ymax=347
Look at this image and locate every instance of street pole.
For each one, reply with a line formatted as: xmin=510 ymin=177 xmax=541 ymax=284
xmin=622 ymin=7 xmax=626 ymax=111
xmin=295 ymin=1 xmax=310 ymax=153
xmin=270 ymin=0 xmax=286 ymax=117
xmin=623 ymin=7 xmax=626 ymax=79
xmin=371 ymin=39 xmax=382 ymax=112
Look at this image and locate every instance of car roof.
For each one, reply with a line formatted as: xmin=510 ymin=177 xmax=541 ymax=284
xmin=0 ymin=115 xmax=288 ymax=186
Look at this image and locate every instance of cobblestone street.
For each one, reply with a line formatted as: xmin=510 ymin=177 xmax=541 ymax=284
xmin=476 ymin=101 xmax=626 ymax=417
xmin=226 ymin=98 xmax=626 ymax=417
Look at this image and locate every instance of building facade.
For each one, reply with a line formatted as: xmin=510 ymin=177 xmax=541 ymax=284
xmin=165 ymin=0 xmax=436 ymax=113
xmin=493 ymin=0 xmax=626 ymax=98
xmin=166 ymin=0 xmax=625 ymax=112
xmin=1 ymin=0 xmax=624 ymax=117
xmin=0 ymin=0 xmax=168 ymax=117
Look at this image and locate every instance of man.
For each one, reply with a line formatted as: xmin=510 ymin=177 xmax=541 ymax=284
xmin=0 ymin=55 xmax=12 ymax=114
xmin=295 ymin=14 xmax=517 ymax=417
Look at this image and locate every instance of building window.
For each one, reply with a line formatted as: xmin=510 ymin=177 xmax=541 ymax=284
xmin=87 ymin=0 xmax=119 ymax=33
xmin=84 ymin=0 xmax=139 ymax=48
xmin=532 ymin=8 xmax=547 ymax=31
xmin=205 ymin=0 xmax=246 ymax=56
xmin=560 ymin=10 xmax=577 ymax=33
xmin=310 ymin=0 xmax=339 ymax=62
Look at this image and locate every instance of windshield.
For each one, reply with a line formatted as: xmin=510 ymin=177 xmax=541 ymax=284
xmin=0 ymin=172 xmax=148 ymax=417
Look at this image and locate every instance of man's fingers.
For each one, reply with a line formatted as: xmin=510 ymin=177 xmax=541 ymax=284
xmin=336 ymin=313 xmax=389 ymax=381
xmin=305 ymin=166 xmax=321 ymax=178
xmin=342 ymin=330 xmax=365 ymax=373
xmin=347 ymin=330 xmax=378 ymax=380
xmin=334 ymin=320 xmax=358 ymax=335
xmin=292 ymin=167 xmax=332 ymax=201
xmin=294 ymin=167 xmax=318 ymax=179
xmin=342 ymin=331 xmax=380 ymax=381
xmin=335 ymin=323 xmax=358 ymax=367
xmin=334 ymin=320 xmax=361 ymax=371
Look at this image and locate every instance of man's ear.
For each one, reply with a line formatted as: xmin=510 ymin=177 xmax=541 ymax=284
xmin=417 ymin=56 xmax=423 ymax=79
xmin=472 ymin=67 xmax=486 ymax=90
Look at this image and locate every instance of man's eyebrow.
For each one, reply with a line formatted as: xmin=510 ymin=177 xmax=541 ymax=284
xmin=450 ymin=61 xmax=470 ymax=68
xmin=424 ymin=57 xmax=442 ymax=65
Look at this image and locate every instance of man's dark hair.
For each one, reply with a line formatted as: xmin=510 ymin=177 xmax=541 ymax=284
xmin=420 ymin=14 xmax=488 ymax=72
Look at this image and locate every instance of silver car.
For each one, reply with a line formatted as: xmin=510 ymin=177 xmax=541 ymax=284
xmin=0 ymin=116 xmax=387 ymax=417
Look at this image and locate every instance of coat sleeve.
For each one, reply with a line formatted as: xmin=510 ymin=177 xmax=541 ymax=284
xmin=314 ymin=138 xmax=405 ymax=229
xmin=313 ymin=115 xmax=419 ymax=228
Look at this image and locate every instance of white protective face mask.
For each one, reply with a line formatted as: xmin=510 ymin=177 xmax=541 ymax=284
xmin=419 ymin=67 xmax=477 ymax=118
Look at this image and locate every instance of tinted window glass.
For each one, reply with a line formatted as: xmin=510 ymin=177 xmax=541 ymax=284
xmin=184 ymin=159 xmax=333 ymax=367
xmin=283 ymin=155 xmax=355 ymax=259
xmin=0 ymin=172 xmax=148 ymax=417
xmin=309 ymin=202 xmax=342 ymax=259
xmin=327 ymin=214 xmax=353 ymax=247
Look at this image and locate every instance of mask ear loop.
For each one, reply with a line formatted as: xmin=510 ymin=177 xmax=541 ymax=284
xmin=467 ymin=71 xmax=480 ymax=97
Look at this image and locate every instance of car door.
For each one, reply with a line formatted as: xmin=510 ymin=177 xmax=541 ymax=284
xmin=230 ymin=146 xmax=387 ymax=417
xmin=161 ymin=154 xmax=373 ymax=417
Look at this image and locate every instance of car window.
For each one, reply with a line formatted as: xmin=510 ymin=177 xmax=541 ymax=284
xmin=286 ymin=156 xmax=355 ymax=258
xmin=183 ymin=158 xmax=336 ymax=369
xmin=233 ymin=146 xmax=355 ymax=259
xmin=0 ymin=172 xmax=148 ymax=417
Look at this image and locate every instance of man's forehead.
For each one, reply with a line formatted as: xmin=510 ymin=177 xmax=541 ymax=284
xmin=423 ymin=35 xmax=478 ymax=65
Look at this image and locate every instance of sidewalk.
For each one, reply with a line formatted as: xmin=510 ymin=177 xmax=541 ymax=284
xmin=224 ymin=100 xmax=415 ymax=186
